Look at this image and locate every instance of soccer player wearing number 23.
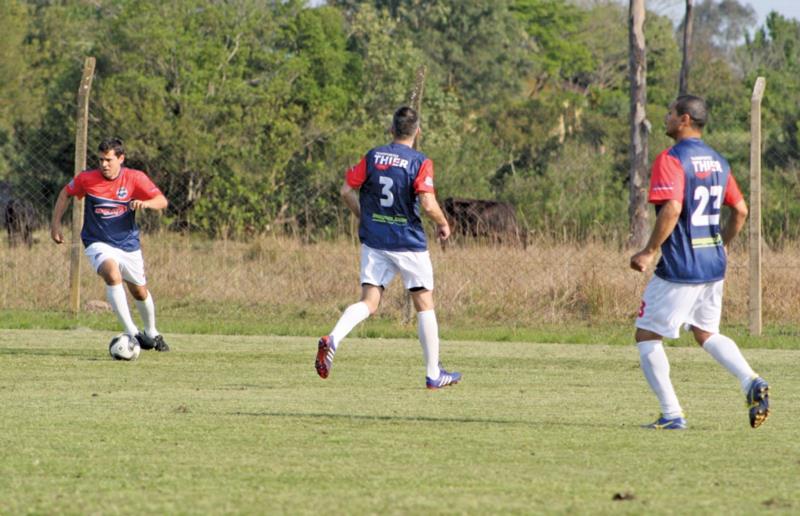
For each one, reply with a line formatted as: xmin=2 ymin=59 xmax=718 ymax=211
xmin=315 ymin=107 xmax=461 ymax=389
xmin=630 ymin=95 xmax=769 ymax=430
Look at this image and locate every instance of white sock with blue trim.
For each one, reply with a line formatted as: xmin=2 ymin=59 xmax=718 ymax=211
xmin=134 ymin=292 xmax=158 ymax=338
xmin=638 ymin=340 xmax=683 ymax=419
xmin=106 ymin=284 xmax=138 ymax=337
xmin=330 ymin=301 xmax=370 ymax=350
xmin=702 ymin=333 xmax=757 ymax=393
xmin=417 ymin=310 xmax=441 ymax=379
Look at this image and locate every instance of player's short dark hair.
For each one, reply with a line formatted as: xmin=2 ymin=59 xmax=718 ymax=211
xmin=392 ymin=106 xmax=419 ymax=139
xmin=674 ymin=95 xmax=708 ymax=129
xmin=98 ymin=138 xmax=125 ymax=157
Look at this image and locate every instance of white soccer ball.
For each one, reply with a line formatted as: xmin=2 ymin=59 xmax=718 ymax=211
xmin=108 ymin=333 xmax=141 ymax=361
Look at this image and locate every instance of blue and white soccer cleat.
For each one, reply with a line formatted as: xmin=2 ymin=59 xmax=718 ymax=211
xmin=315 ymin=335 xmax=335 ymax=379
xmin=642 ymin=414 xmax=687 ymax=430
xmin=746 ymin=377 xmax=770 ymax=429
xmin=426 ymin=368 xmax=461 ymax=390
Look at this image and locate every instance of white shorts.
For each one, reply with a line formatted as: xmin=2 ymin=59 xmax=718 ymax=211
xmin=85 ymin=242 xmax=147 ymax=286
xmin=636 ymin=275 xmax=723 ymax=339
xmin=360 ymin=244 xmax=434 ymax=291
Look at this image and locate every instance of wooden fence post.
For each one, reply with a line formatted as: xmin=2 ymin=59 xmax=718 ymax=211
xmin=69 ymin=57 xmax=96 ymax=315
xmin=749 ymin=77 xmax=765 ymax=336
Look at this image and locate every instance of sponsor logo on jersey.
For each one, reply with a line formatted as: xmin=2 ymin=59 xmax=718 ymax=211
xmin=94 ymin=202 xmax=128 ymax=219
xmin=424 ymin=176 xmax=434 ymax=187
xmin=372 ymin=213 xmax=408 ymax=226
xmin=690 ymin=156 xmax=723 ymax=179
xmin=691 ymin=234 xmax=723 ymax=248
xmin=116 ymin=186 xmax=128 ymax=199
xmin=373 ymin=152 xmax=409 ymax=171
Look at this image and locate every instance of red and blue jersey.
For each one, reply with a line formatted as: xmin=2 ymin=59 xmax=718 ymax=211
xmin=346 ymin=143 xmax=435 ymax=252
xmin=649 ymin=138 xmax=744 ymax=283
xmin=65 ymin=168 xmax=162 ymax=252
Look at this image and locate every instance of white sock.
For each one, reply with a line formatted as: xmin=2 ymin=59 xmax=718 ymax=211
xmin=702 ymin=333 xmax=757 ymax=393
xmin=638 ymin=340 xmax=683 ymax=419
xmin=417 ymin=310 xmax=441 ymax=379
xmin=134 ymin=292 xmax=158 ymax=337
xmin=106 ymin=284 xmax=138 ymax=337
xmin=329 ymin=301 xmax=371 ymax=349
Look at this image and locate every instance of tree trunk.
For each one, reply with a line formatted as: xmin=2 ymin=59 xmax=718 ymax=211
xmin=628 ymin=0 xmax=650 ymax=249
xmin=679 ymin=0 xmax=694 ymax=95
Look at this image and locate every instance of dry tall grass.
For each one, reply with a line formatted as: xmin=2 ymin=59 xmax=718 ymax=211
xmin=2 ymin=231 xmax=797 ymax=329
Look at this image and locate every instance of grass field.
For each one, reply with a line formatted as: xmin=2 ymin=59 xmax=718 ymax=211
xmin=1 ymin=329 xmax=798 ymax=514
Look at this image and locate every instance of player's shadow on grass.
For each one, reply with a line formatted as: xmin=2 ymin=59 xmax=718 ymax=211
xmin=0 ymin=347 xmax=96 ymax=358
xmin=231 ymin=410 xmax=624 ymax=428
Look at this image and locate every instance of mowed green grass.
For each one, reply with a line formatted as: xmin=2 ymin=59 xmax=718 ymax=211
xmin=1 ymin=330 xmax=798 ymax=514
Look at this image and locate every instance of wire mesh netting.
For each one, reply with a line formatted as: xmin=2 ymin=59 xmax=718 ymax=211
xmin=1 ymin=72 xmax=798 ymax=331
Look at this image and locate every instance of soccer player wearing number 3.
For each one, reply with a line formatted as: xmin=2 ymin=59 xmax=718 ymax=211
xmin=630 ymin=95 xmax=769 ymax=430
xmin=315 ymin=106 xmax=461 ymax=389
xmin=50 ymin=138 xmax=170 ymax=353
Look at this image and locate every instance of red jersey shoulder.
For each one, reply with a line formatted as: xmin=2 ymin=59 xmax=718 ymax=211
xmin=66 ymin=169 xmax=102 ymax=198
xmin=127 ymin=168 xmax=162 ymax=200
xmin=66 ymin=168 xmax=160 ymax=201
xmin=345 ymin=157 xmax=368 ymax=188
xmin=413 ymin=159 xmax=435 ymax=193
xmin=649 ymin=148 xmax=685 ymax=203
xmin=724 ymin=172 xmax=744 ymax=206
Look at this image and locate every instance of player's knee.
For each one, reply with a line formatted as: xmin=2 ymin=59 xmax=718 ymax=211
xmin=634 ymin=327 xmax=661 ymax=343
xmin=364 ymin=299 xmax=380 ymax=314
xmin=410 ymin=290 xmax=434 ymax=312
xmin=98 ymin=262 xmax=122 ymax=284
xmin=692 ymin=327 xmax=713 ymax=346
xmin=129 ymin=285 xmax=148 ymax=301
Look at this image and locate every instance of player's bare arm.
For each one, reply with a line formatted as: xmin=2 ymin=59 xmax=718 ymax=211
xmin=50 ymin=186 xmax=72 ymax=244
xmin=130 ymin=194 xmax=168 ymax=211
xmin=721 ymin=199 xmax=748 ymax=252
xmin=340 ymin=182 xmax=360 ymax=217
xmin=419 ymin=192 xmax=450 ymax=241
xmin=630 ymin=199 xmax=682 ymax=272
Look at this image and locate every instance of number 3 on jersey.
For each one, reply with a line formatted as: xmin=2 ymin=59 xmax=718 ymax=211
xmin=379 ymin=176 xmax=394 ymax=207
xmin=691 ymin=185 xmax=722 ymax=227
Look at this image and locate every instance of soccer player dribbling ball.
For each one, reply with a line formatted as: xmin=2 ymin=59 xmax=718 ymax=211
xmin=50 ymin=138 xmax=171 ymax=353
xmin=630 ymin=95 xmax=769 ymax=430
xmin=315 ymin=106 xmax=461 ymax=389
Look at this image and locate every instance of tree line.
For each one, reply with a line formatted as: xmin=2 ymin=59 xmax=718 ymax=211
xmin=0 ymin=0 xmax=798 ymax=243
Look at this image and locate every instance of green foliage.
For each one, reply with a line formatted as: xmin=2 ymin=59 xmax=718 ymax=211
xmin=2 ymin=0 xmax=799 ymax=242
xmin=742 ymin=13 xmax=800 ymax=166
xmin=511 ymin=0 xmax=594 ymax=88
xmin=342 ymin=0 xmax=532 ymax=107
xmin=501 ymin=142 xmax=628 ymax=240
xmin=0 ymin=0 xmax=37 ymax=178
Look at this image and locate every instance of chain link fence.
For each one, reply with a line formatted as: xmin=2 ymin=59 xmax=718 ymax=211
xmin=1 ymin=69 xmax=798 ymax=332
